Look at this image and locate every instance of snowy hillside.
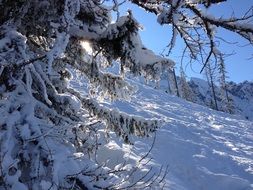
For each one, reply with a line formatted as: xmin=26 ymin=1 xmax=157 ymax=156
xmin=189 ymin=78 xmax=253 ymax=121
xmin=88 ymin=79 xmax=253 ymax=190
xmin=151 ymin=74 xmax=253 ymax=121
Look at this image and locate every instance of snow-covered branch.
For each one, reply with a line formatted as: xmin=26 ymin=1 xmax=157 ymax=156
xmin=130 ymin=0 xmax=253 ymax=72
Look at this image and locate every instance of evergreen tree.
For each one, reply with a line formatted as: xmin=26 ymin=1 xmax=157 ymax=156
xmin=205 ymin=62 xmax=219 ymax=111
xmin=0 ymin=1 xmax=174 ymax=189
xmin=167 ymin=68 xmax=180 ymax=97
xmin=217 ymin=55 xmax=234 ymax=114
xmin=179 ymin=67 xmax=194 ymax=102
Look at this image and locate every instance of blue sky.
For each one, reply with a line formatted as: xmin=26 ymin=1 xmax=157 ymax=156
xmin=115 ymin=0 xmax=253 ymax=83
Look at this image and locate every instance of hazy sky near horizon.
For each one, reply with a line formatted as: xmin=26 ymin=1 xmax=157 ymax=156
xmin=115 ymin=0 xmax=253 ymax=83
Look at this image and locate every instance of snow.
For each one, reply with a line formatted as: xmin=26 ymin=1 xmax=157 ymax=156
xmin=93 ymin=78 xmax=253 ymax=190
xmin=47 ymin=31 xmax=70 ymax=74
xmin=189 ymin=78 xmax=253 ymax=121
xmin=1 ymin=1 xmax=252 ymax=188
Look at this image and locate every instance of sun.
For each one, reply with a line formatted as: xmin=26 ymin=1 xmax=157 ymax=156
xmin=80 ymin=41 xmax=93 ymax=54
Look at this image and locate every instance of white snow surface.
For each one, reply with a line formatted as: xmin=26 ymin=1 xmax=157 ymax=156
xmin=93 ymin=78 xmax=253 ymax=190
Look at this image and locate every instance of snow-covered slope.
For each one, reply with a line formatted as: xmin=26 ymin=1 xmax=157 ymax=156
xmin=189 ymin=78 xmax=253 ymax=121
xmin=96 ymin=79 xmax=253 ymax=190
xmin=127 ymin=73 xmax=253 ymax=121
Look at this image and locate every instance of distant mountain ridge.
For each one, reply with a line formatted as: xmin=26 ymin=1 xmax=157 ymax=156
xmin=188 ymin=78 xmax=253 ymax=121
